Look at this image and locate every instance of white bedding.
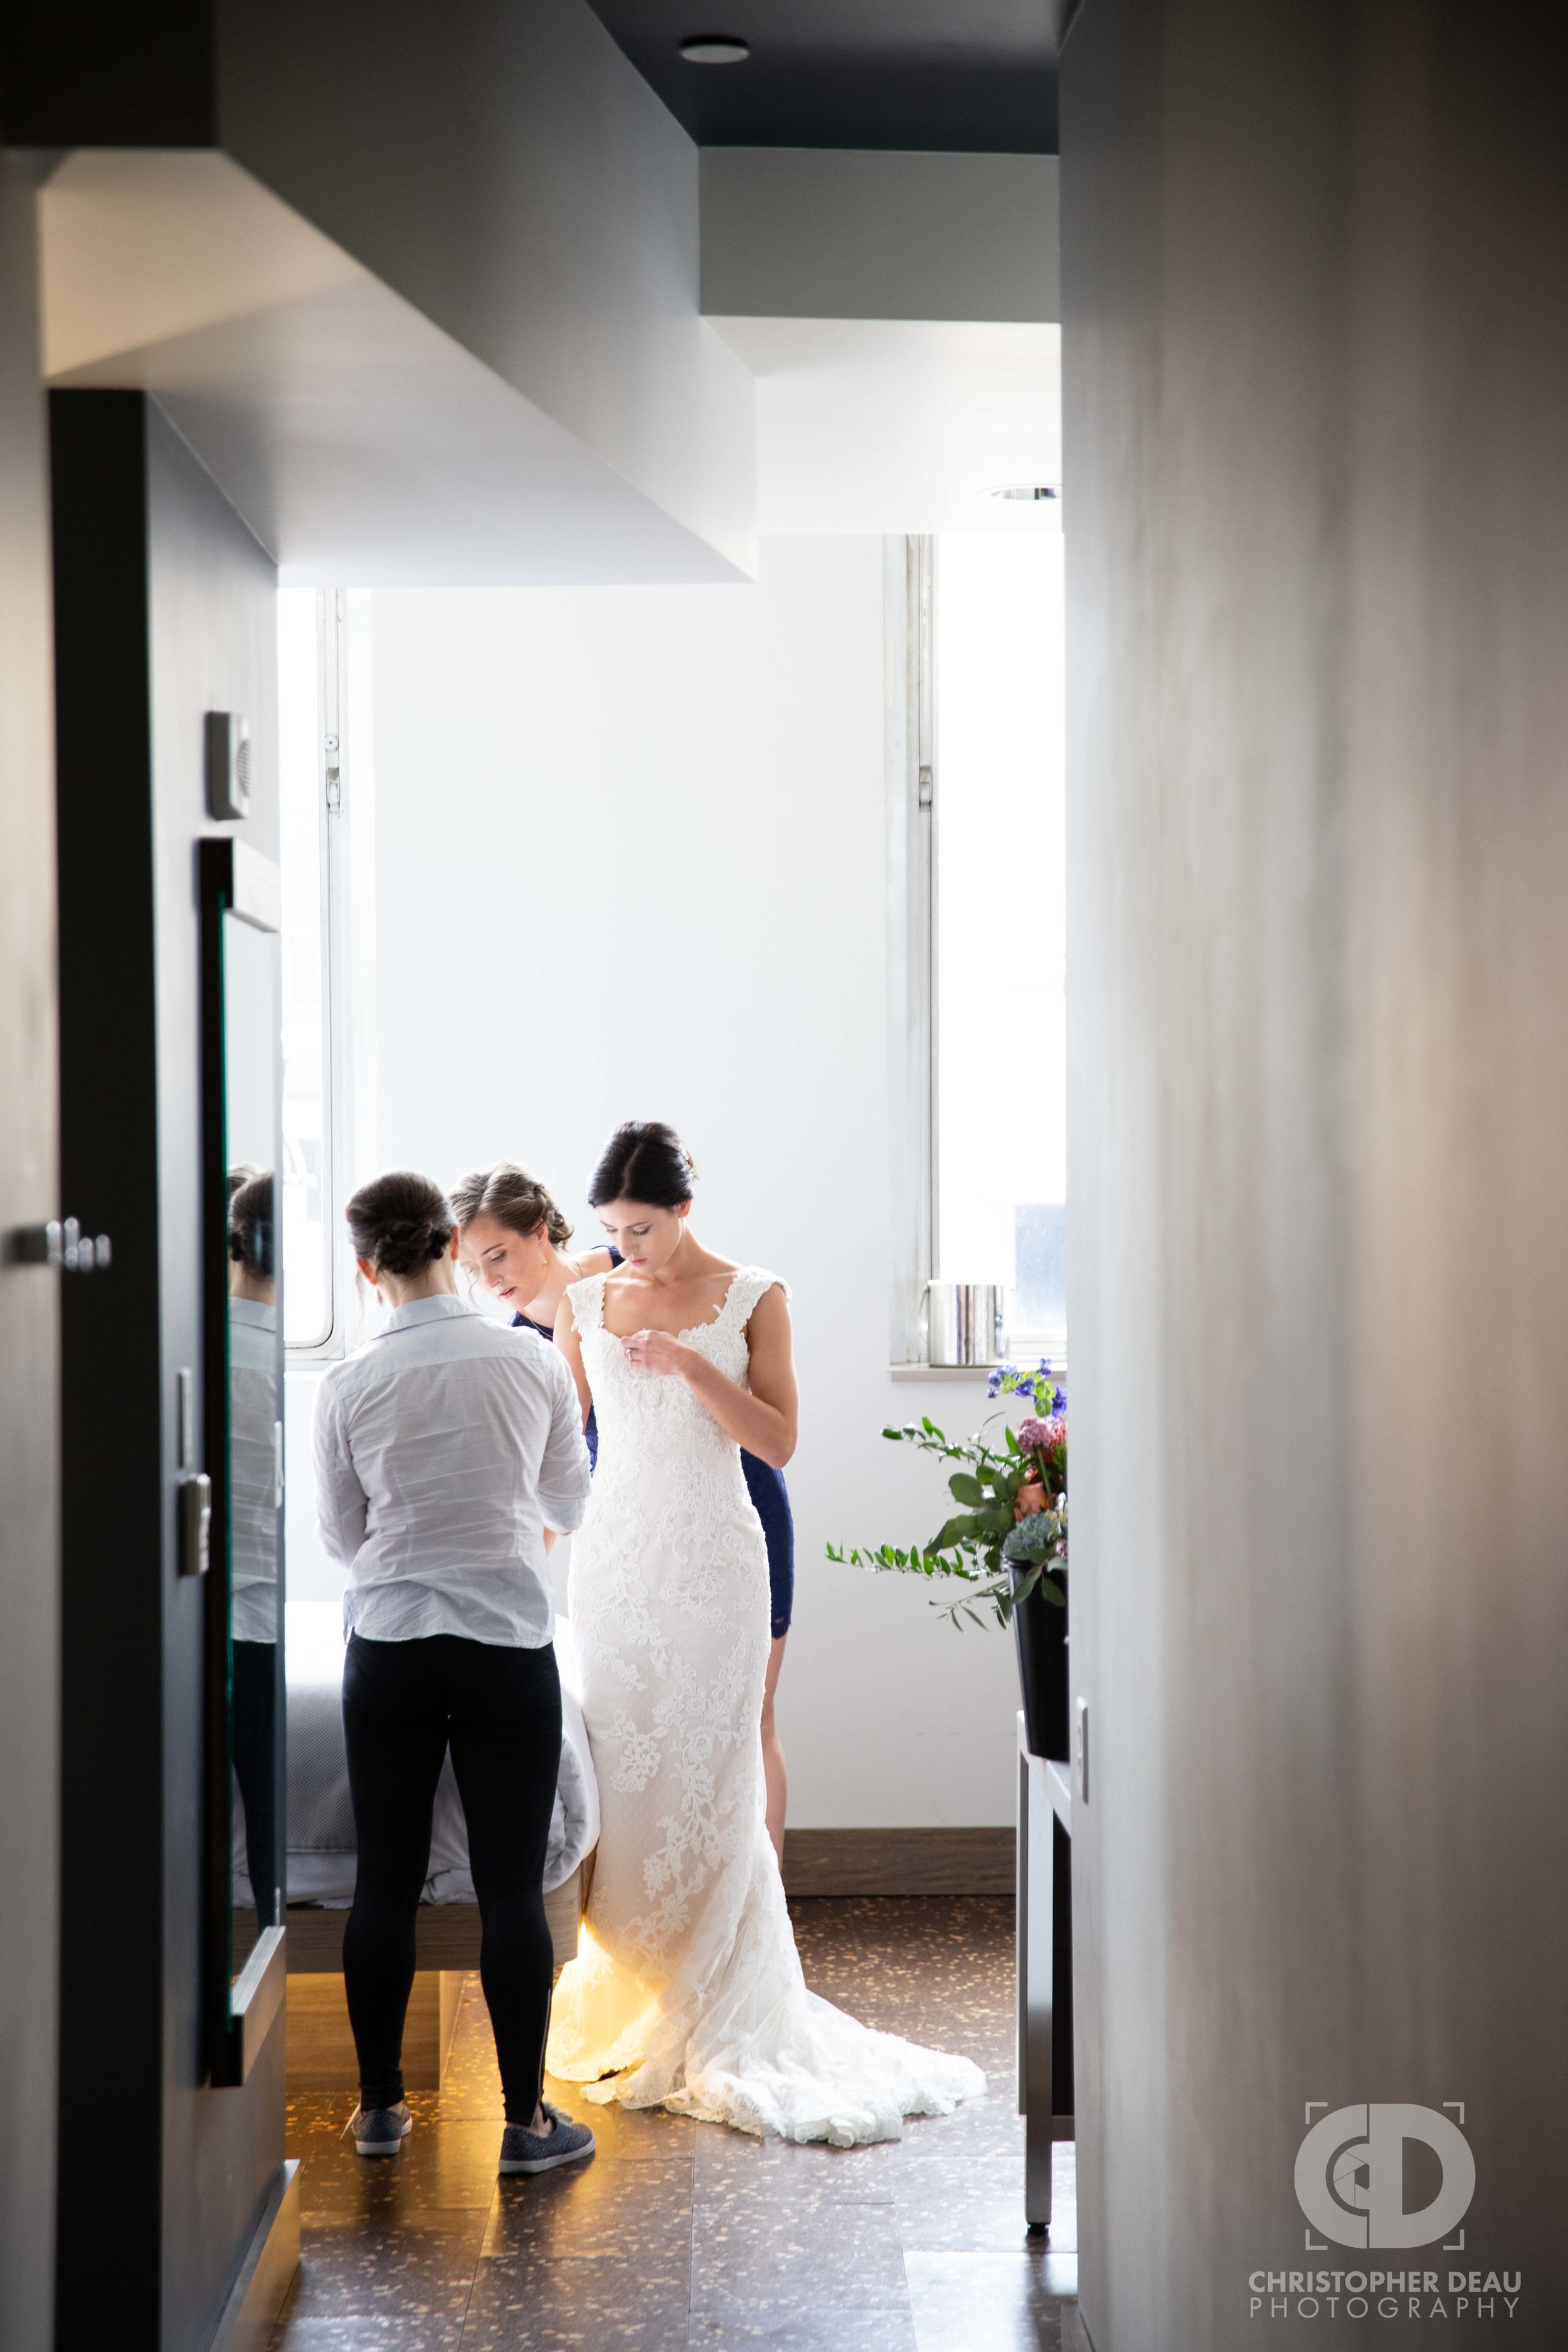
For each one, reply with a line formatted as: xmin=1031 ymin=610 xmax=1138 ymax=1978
xmin=234 ymin=1601 xmax=600 ymax=1908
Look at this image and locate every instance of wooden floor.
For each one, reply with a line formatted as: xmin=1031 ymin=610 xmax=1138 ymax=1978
xmin=272 ymin=1896 xmax=1079 ymax=2351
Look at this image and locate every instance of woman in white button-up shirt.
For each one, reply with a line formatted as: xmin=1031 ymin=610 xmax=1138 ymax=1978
xmin=314 ymin=1170 xmax=593 ymax=2170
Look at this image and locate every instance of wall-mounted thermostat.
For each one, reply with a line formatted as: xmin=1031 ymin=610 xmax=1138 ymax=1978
xmin=205 ymin=711 xmax=251 ymax=821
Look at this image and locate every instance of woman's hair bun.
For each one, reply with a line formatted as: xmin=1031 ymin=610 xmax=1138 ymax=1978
xmin=346 ymin=1170 xmax=455 ymax=1277
xmin=227 ymin=1167 xmax=274 ymax=1278
xmin=587 ymin=1120 xmax=697 ymax=1212
xmin=449 ymin=1162 xmax=572 ymax=1248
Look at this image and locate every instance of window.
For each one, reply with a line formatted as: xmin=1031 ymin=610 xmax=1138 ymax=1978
xmin=278 ymin=590 xmax=330 ymax=1346
xmin=279 ymin=588 xmax=374 ymax=1355
xmin=887 ymin=532 xmax=1067 ymax=1364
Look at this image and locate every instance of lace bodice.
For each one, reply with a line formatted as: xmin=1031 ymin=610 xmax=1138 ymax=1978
xmin=567 ymin=1263 xmax=784 ymax=1491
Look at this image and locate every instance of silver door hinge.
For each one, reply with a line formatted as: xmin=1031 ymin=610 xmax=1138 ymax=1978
xmin=179 ymin=1473 xmax=212 ymax=1577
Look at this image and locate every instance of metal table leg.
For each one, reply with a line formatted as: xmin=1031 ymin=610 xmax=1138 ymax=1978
xmin=1019 ymin=1742 xmax=1056 ymax=2229
xmin=1018 ymin=1715 xmax=1074 ymax=2236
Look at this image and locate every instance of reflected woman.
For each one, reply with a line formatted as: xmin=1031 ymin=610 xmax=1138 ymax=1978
xmin=450 ymin=1160 xmax=797 ymax=1863
xmin=228 ymin=1167 xmax=280 ymax=1932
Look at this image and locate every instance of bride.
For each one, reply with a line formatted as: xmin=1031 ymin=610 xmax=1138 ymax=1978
xmin=546 ymin=1119 xmax=983 ymax=2144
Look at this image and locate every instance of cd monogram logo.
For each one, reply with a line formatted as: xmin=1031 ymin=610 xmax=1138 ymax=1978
xmin=1293 ymin=2104 xmax=1475 ymax=2250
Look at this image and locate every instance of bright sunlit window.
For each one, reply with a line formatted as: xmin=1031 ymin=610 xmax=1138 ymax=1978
xmin=278 ymin=590 xmax=332 ymax=1348
xmin=933 ymin=532 xmax=1066 ymax=1352
xmin=279 ymin=588 xmax=373 ymax=1358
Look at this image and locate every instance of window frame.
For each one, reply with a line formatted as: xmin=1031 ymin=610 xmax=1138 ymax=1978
xmin=884 ymin=534 xmax=937 ymax=1366
xmin=284 ymin=588 xmax=361 ymax=1362
xmin=885 ymin=534 xmax=1067 ymax=1374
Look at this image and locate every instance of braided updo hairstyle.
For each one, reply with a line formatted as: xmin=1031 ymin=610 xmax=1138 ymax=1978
xmin=346 ymin=1169 xmax=455 ymax=1276
xmin=448 ymin=1161 xmax=573 ymax=1247
xmin=586 ymin=1120 xmax=697 ymax=1210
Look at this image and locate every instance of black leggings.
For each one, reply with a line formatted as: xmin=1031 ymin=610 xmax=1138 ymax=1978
xmin=342 ymin=1632 xmax=561 ymax=2122
xmin=231 ymin=1639 xmax=278 ymax=1929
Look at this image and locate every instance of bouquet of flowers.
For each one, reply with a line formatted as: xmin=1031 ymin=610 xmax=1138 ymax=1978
xmin=827 ymin=1361 xmax=1067 ymax=1629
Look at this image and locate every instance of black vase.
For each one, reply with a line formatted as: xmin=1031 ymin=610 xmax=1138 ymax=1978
xmin=1011 ymin=1563 xmax=1069 ymax=1760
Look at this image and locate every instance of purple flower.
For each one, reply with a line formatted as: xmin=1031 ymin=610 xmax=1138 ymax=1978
xmin=1037 ymin=1357 xmax=1053 ymax=1377
xmin=1017 ymin=1416 xmax=1052 ymax=1449
xmin=987 ymin=1369 xmax=1004 ymax=1398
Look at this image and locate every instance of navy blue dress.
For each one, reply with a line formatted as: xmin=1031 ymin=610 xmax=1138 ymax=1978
xmin=515 ymin=1250 xmax=795 ymax=1637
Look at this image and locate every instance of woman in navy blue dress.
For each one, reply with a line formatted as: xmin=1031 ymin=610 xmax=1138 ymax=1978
xmin=451 ymin=1161 xmax=795 ymax=1862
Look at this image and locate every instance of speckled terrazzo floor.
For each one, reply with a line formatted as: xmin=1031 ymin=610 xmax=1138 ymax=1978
xmin=272 ymin=1897 xmax=1078 ymax=2352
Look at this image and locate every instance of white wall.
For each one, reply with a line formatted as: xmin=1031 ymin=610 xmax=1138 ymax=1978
xmin=710 ymin=320 xmax=1061 ymax=539
xmin=344 ymin=538 xmax=1021 ymax=1828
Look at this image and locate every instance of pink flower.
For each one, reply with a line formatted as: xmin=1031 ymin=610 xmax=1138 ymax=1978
xmin=1017 ymin=1416 xmax=1060 ymax=1451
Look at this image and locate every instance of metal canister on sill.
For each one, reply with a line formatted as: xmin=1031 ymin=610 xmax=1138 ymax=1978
xmin=925 ymin=1281 xmax=1006 ymax=1367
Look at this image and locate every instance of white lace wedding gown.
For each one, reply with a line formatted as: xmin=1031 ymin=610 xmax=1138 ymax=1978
xmin=546 ymin=1264 xmax=985 ymax=2144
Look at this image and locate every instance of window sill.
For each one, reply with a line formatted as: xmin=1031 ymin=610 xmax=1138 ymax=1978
xmin=888 ymin=1352 xmax=1067 ymax=1384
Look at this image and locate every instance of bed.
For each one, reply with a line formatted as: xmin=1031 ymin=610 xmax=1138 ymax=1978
xmin=235 ymin=1601 xmax=601 ymax=2090
xmin=236 ymin=1601 xmax=599 ymax=1977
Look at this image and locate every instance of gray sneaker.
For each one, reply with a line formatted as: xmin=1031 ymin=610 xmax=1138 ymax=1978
xmin=498 ymin=2100 xmax=596 ymax=2175
xmin=351 ymin=2100 xmax=412 ymax=2156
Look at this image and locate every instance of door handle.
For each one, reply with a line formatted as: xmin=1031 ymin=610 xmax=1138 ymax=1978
xmin=4 ymin=1217 xmax=112 ymax=1270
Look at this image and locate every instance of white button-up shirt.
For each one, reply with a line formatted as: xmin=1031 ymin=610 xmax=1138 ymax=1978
xmin=228 ymin=1295 xmax=280 ymax=1642
xmin=313 ymin=1293 xmax=591 ymax=1648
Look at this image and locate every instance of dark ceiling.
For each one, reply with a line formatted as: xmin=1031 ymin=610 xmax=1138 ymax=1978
xmin=584 ymin=1 xmax=1064 ymax=153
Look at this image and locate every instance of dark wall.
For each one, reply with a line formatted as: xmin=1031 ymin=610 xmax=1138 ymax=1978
xmin=0 ymin=0 xmax=215 ymax=145
xmin=52 ymin=392 xmax=165 ymax=2330
xmin=0 ymin=150 xmax=60 ymax=2352
xmin=53 ymin=391 xmax=282 ymax=2352
xmin=1062 ymin=2 xmax=1568 ymax=2344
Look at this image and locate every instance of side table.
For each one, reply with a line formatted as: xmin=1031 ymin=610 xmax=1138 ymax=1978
xmin=1017 ymin=1708 xmax=1074 ymax=2230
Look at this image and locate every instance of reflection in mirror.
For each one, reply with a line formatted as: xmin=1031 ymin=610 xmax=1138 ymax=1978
xmin=223 ymin=909 xmax=283 ymax=1982
xmin=228 ymin=1166 xmax=278 ymax=1963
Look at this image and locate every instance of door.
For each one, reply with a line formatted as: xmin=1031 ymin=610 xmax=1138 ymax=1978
xmin=0 ymin=152 xmax=61 ymax=2352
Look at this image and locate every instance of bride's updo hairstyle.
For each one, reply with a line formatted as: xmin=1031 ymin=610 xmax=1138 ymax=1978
xmin=587 ymin=1120 xmax=697 ymax=1211
xmin=346 ymin=1169 xmax=455 ymax=1276
xmin=449 ymin=1161 xmax=573 ymax=1246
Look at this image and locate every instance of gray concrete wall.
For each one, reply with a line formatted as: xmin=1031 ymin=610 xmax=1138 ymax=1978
xmin=700 ymin=147 xmax=1058 ymax=322
xmin=0 ymin=149 xmax=59 ymax=2352
xmin=1062 ymin=2 xmax=1568 ymax=2343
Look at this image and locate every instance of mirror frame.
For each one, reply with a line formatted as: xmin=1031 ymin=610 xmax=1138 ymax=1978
xmin=199 ymin=837 xmax=287 ymax=2086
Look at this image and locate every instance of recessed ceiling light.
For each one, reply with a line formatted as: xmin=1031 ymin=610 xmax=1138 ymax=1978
xmin=990 ymin=484 xmax=1060 ymax=502
xmin=681 ymin=36 xmax=750 ymax=64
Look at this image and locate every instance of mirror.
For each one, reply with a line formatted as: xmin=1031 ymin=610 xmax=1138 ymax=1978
xmin=201 ymin=838 xmax=287 ymax=2080
xmin=224 ymin=911 xmax=283 ymax=1977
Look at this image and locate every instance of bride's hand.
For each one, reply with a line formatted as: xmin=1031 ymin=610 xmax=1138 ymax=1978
xmin=621 ymin=1329 xmax=694 ymax=1378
